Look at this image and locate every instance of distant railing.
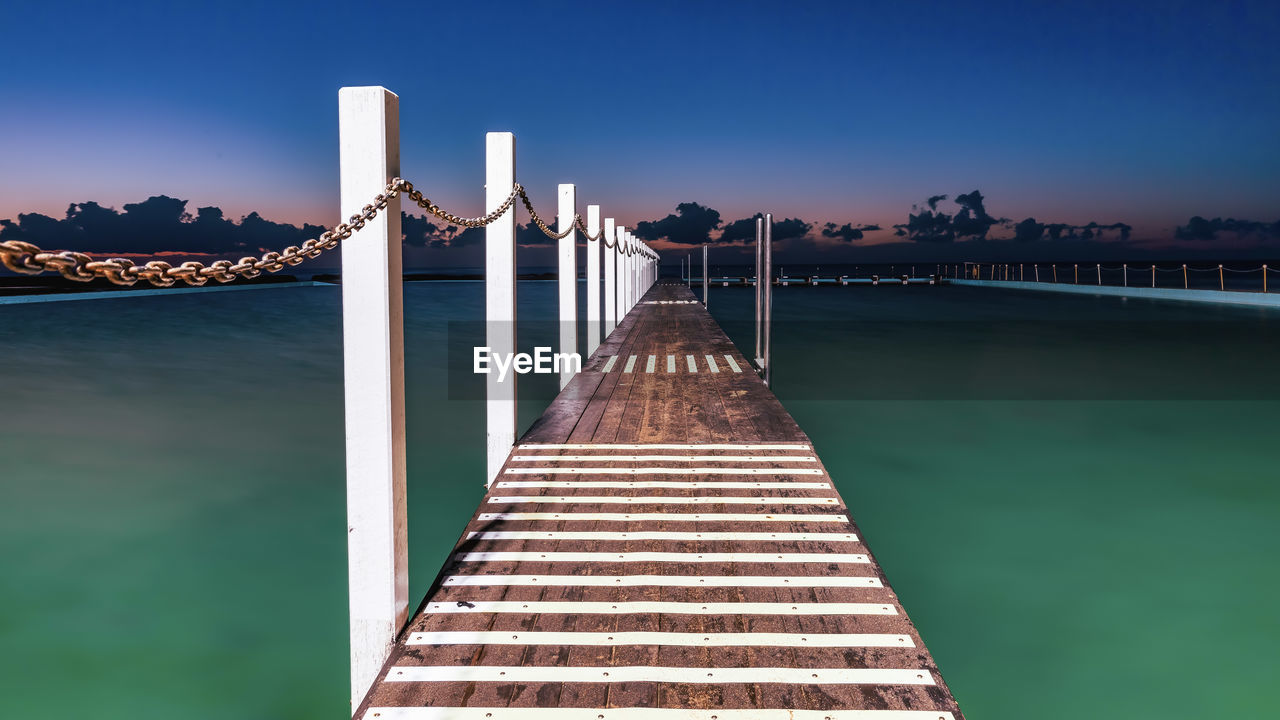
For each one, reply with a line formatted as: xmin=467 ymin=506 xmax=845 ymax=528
xmin=951 ymin=262 xmax=1274 ymax=293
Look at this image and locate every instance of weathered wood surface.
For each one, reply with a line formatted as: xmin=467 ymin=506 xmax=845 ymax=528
xmin=355 ymin=282 xmax=964 ymax=720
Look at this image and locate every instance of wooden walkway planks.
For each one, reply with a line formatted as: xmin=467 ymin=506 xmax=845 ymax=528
xmin=355 ymin=282 xmax=964 ymax=720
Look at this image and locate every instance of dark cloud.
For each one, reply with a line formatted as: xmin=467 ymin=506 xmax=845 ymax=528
xmin=719 ymin=216 xmax=761 ymax=244
xmin=951 ymin=190 xmax=1000 ymax=239
xmin=402 ymin=213 xmax=444 ymax=247
xmin=1013 ymin=220 xmax=1132 ymax=242
xmin=1175 ymin=216 xmax=1280 ymax=242
xmin=633 ymin=202 xmax=722 ymax=245
xmin=893 ymin=191 xmax=1129 ymax=244
xmin=821 ymin=222 xmax=881 ymax=242
xmin=894 ymin=207 xmax=956 ymax=243
xmin=0 ymin=196 xmax=325 ymax=255
xmin=1012 ymin=217 xmax=1046 ymax=243
xmin=772 ymin=218 xmax=812 ymax=241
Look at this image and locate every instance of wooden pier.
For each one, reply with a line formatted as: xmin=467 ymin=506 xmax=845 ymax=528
xmin=354 ymin=281 xmax=963 ymax=719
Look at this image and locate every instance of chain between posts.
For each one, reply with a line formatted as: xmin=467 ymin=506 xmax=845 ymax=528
xmin=1 ymin=178 xmax=654 ymax=287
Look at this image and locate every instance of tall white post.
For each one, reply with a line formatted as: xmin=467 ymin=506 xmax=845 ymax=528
xmin=625 ymin=235 xmax=633 ymax=312
xmin=485 ymin=132 xmax=516 ymax=486
xmin=557 ymin=184 xmax=577 ymax=389
xmin=616 ymin=226 xmax=628 ymax=325
xmin=604 ymin=218 xmax=617 ymax=336
xmin=586 ymin=205 xmax=601 ymax=356
xmin=627 ymin=238 xmax=634 ymax=310
xmin=339 ymin=86 xmax=407 ymax=710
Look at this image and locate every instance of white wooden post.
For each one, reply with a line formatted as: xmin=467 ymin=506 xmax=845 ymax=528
xmin=557 ymin=184 xmax=577 ymax=389
xmin=485 ymin=132 xmax=516 ymax=486
xmin=630 ymin=235 xmax=637 ymax=308
xmin=604 ymin=218 xmax=617 ymax=336
xmin=616 ymin=226 xmax=628 ymax=325
xmin=339 ymin=86 xmax=407 ymax=710
xmin=627 ymin=237 xmax=633 ymax=310
xmin=586 ymin=205 xmax=601 ymax=355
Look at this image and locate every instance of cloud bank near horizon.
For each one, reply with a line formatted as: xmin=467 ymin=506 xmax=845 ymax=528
xmin=4 ymin=192 xmax=1279 ymax=267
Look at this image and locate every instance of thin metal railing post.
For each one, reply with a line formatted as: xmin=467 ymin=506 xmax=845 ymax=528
xmin=603 ymin=218 xmax=617 ymax=336
xmin=763 ymin=213 xmax=773 ymax=387
xmin=702 ymin=244 xmax=709 ymax=306
xmin=585 ymin=205 xmax=601 ymax=355
xmin=484 ymin=131 xmax=517 ymax=487
xmin=338 ymin=85 xmax=408 ymax=710
xmin=556 ymin=184 xmax=577 ymax=389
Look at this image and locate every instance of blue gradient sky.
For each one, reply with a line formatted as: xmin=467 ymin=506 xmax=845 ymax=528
xmin=3 ymin=0 xmax=1278 ymax=255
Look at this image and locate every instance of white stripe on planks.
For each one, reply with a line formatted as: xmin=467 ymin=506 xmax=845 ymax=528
xmin=425 ymin=600 xmax=892 ymax=615
xmin=504 ymin=468 xmax=823 ymax=475
xmin=600 ymin=356 xmax=618 ymax=373
xmin=646 ymin=354 xmax=656 ymax=372
xmin=495 ymin=481 xmax=830 ymax=489
xmin=666 ymin=354 xmax=676 ymax=373
xmin=384 ymin=665 xmax=931 ymax=685
xmin=452 ymin=551 xmax=868 ymax=564
xmin=362 ymin=709 xmax=954 ymax=720
xmin=488 ymin=496 xmax=839 ymax=506
xmin=624 ymin=355 xmax=637 ymax=373
xmin=686 ymin=354 xmax=698 ymax=372
xmin=442 ymin=575 xmax=881 ymax=587
xmin=407 ymin=631 xmax=909 ymax=647
xmin=465 ymin=530 xmax=859 ymax=541
xmin=518 ymin=443 xmax=810 ymax=450
xmin=705 ymin=354 xmax=720 ymax=373
xmin=723 ymin=354 xmax=742 ymax=372
xmin=509 ymin=455 xmax=818 ymax=462
xmin=477 ymin=512 xmax=848 ymax=523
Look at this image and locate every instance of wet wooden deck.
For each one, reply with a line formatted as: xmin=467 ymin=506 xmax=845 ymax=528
xmin=355 ymin=282 xmax=963 ymax=720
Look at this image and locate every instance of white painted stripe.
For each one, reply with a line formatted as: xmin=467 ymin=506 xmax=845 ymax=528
xmin=466 ymin=530 xmax=859 ymax=541
xmin=385 ymin=665 xmax=928 ymax=685
xmin=477 ymin=512 xmax=848 ymax=523
xmin=363 ymin=709 xmax=953 ymax=720
xmin=645 ymin=354 xmax=656 ymax=373
xmin=453 ymin=551 xmax=868 ymax=564
xmin=424 ymin=600 xmax=890 ymax=615
xmin=624 ymin=355 xmax=637 ymax=373
xmin=705 ymin=354 xmax=719 ymax=373
xmin=496 ymin=481 xmax=829 ymax=489
xmin=442 ymin=575 xmax=880 ymax=587
xmin=408 ymin=631 xmax=908 ymax=647
xmin=488 ymin=496 xmax=839 ymax=506
xmin=686 ymin=354 xmax=698 ymax=372
xmin=724 ymin=354 xmax=742 ymax=373
xmin=666 ymin=354 xmax=676 ymax=373
xmin=519 ymin=443 xmax=811 ymax=450
xmin=600 ymin=356 xmax=618 ymax=373
xmin=504 ymin=467 xmax=823 ymax=475
xmin=510 ymin=455 xmax=819 ymax=463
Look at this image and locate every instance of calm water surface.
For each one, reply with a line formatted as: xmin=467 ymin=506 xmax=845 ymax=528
xmin=1 ymin=281 xmax=1276 ymax=718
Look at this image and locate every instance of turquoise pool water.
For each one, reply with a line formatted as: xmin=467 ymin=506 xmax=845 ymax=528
xmin=1 ymin=281 xmax=1276 ymax=718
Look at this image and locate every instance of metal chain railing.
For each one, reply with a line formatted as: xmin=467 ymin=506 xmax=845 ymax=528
xmin=0 ymin=177 xmax=653 ymax=287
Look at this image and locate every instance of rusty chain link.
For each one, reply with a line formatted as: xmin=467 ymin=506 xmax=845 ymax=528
xmin=1 ymin=178 xmax=654 ymax=287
